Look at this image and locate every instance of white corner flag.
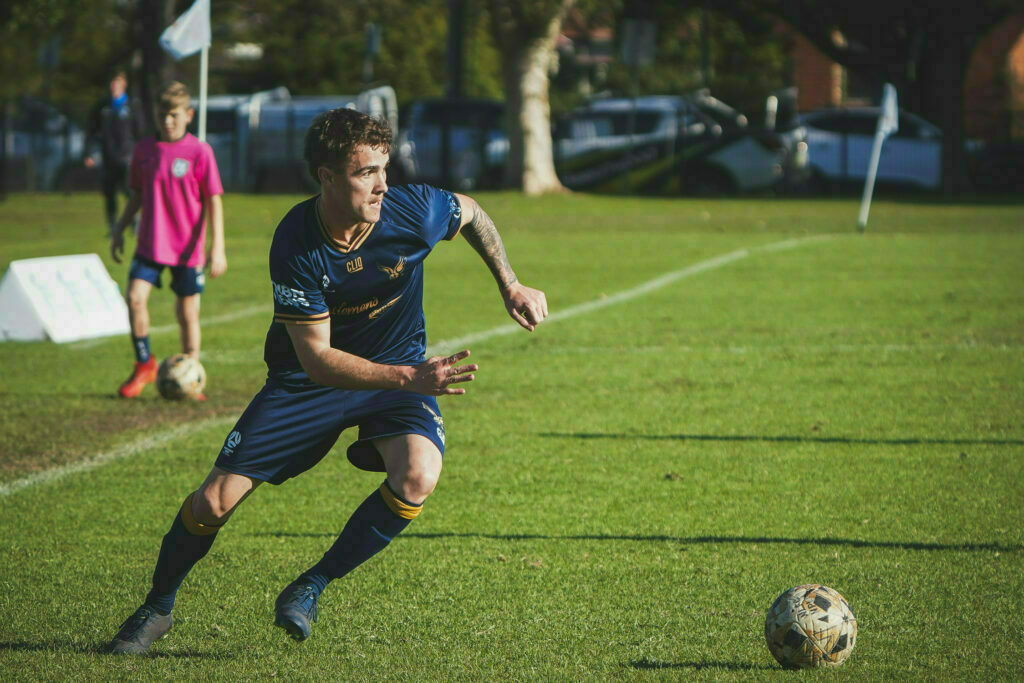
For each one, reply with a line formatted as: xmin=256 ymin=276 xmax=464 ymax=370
xmin=858 ymin=83 xmax=898 ymax=231
xmin=159 ymin=0 xmax=211 ymax=59
xmin=159 ymin=0 xmax=211 ymax=141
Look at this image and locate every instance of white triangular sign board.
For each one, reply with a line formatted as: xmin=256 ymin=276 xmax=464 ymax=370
xmin=0 ymin=254 xmax=130 ymax=343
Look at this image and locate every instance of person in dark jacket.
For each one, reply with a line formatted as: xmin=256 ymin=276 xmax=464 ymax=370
xmin=86 ymin=70 xmax=148 ymax=233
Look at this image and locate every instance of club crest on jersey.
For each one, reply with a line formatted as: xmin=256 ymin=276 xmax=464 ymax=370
xmin=346 ymin=257 xmax=364 ymax=274
xmin=172 ymin=158 xmax=189 ymax=178
xmin=378 ymin=256 xmax=406 ymax=280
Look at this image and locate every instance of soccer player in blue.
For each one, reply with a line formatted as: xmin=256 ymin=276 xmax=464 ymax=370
xmin=107 ymin=107 xmax=548 ymax=653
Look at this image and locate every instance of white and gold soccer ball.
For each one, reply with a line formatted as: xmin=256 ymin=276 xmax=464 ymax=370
xmin=764 ymin=584 xmax=857 ymax=669
xmin=157 ymin=354 xmax=206 ymax=400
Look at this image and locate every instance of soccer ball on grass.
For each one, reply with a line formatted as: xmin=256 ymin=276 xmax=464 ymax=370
xmin=157 ymin=354 xmax=206 ymax=400
xmin=764 ymin=584 xmax=857 ymax=669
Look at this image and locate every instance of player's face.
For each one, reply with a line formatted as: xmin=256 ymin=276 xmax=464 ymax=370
xmin=329 ymin=145 xmax=389 ymax=225
xmin=157 ymin=105 xmax=193 ymax=143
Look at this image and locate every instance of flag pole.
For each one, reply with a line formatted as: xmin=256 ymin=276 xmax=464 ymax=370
xmin=857 ymin=83 xmax=898 ymax=233
xmin=857 ymin=130 xmax=884 ymax=232
xmin=198 ymin=45 xmax=208 ymax=141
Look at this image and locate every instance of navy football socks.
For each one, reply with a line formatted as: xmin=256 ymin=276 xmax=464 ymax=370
xmin=300 ymin=481 xmax=421 ymax=594
xmin=145 ymin=494 xmax=221 ymax=615
xmin=132 ymin=335 xmax=151 ymax=363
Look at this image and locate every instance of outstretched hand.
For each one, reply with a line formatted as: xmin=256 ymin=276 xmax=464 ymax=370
xmin=502 ymin=282 xmax=548 ymax=331
xmin=110 ymin=231 xmax=125 ymax=264
xmin=409 ymin=349 xmax=478 ymax=396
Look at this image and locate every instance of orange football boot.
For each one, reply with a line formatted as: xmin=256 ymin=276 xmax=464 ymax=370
xmin=118 ymin=357 xmax=158 ymax=398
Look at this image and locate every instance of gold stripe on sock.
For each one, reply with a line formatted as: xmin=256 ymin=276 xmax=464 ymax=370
xmin=379 ymin=482 xmax=422 ymax=520
xmin=180 ymin=492 xmax=222 ymax=536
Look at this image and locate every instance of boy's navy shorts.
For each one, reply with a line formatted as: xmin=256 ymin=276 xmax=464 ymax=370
xmin=214 ymin=377 xmax=446 ymax=483
xmin=129 ymin=254 xmax=205 ymax=296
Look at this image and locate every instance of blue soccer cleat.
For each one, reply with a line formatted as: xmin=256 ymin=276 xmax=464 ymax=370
xmin=274 ymin=581 xmax=319 ymax=641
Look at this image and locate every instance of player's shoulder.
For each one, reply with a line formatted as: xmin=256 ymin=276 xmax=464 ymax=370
xmin=382 ymin=183 xmax=458 ymax=221
xmin=271 ymin=197 xmax=318 ymax=248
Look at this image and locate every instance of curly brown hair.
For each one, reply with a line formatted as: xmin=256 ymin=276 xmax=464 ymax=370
xmin=304 ymin=108 xmax=392 ymax=185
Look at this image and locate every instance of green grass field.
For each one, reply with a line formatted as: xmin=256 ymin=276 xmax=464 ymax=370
xmin=1 ymin=191 xmax=1022 ymax=680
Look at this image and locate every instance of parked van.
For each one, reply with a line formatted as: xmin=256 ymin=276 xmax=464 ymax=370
xmin=190 ymin=85 xmax=398 ymax=192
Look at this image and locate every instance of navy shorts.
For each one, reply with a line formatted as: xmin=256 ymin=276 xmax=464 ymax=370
xmin=129 ymin=254 xmax=205 ymax=297
xmin=214 ymin=378 xmax=446 ymax=483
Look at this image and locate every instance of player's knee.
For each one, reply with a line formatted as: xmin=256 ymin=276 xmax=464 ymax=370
xmin=395 ymin=465 xmax=440 ymax=504
xmin=126 ymin=289 xmax=147 ymax=311
xmin=193 ymin=487 xmax=233 ymax=525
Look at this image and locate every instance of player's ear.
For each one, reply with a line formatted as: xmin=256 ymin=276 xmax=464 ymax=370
xmin=318 ymin=167 xmax=333 ymax=185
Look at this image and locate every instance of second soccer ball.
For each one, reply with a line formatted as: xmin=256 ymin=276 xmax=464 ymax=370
xmin=157 ymin=354 xmax=206 ymax=400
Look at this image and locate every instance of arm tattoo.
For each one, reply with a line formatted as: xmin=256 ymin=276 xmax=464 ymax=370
xmin=461 ymin=199 xmax=518 ymax=290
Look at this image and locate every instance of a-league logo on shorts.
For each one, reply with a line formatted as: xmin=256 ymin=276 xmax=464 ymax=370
xmin=172 ymin=158 xmax=189 ymax=178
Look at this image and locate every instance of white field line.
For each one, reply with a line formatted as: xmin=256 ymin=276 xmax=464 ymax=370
xmin=6 ymin=235 xmax=830 ymax=498
xmin=531 ymin=342 xmax=1023 ymax=355
xmin=69 ymin=305 xmax=272 ymax=350
xmin=426 ymin=234 xmax=834 ymax=356
xmin=0 ymin=417 xmax=236 ymax=499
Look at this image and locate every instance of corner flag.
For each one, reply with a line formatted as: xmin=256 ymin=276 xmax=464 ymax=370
xmin=857 ymin=83 xmax=898 ymax=231
xmin=159 ymin=0 xmax=211 ymax=141
xmin=159 ymin=0 xmax=211 ymax=60
xmin=877 ymin=83 xmax=899 ymax=139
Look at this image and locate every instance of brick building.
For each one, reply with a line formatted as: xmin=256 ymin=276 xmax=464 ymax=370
xmin=776 ymin=12 xmax=1024 ymax=143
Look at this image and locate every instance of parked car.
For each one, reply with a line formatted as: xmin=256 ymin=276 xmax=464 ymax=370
xmin=2 ymin=97 xmax=86 ymax=192
xmin=552 ymin=93 xmax=805 ymax=195
xmin=189 ymin=85 xmax=398 ymax=192
xmin=798 ymin=107 xmax=942 ymax=191
xmin=391 ymin=97 xmax=507 ymax=190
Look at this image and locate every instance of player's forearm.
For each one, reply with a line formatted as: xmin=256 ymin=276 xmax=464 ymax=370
xmin=207 ymin=195 xmax=225 ymax=252
xmin=113 ymin=194 xmax=142 ymax=234
xmin=460 ymin=198 xmax=518 ymax=291
xmin=300 ymin=345 xmax=414 ymax=391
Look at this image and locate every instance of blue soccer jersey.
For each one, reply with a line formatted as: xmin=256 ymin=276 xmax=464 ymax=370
xmin=263 ymin=184 xmax=462 ymax=381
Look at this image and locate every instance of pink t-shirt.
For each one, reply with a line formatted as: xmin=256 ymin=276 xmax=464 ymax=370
xmin=130 ymin=133 xmax=224 ymax=267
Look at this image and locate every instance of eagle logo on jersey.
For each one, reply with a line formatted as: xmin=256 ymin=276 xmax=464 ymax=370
xmin=378 ymin=256 xmax=407 ymax=280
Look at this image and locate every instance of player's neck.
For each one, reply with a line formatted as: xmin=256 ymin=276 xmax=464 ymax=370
xmin=317 ymin=195 xmax=370 ymax=245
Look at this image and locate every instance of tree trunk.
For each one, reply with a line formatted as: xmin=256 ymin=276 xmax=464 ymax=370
xmin=136 ymin=0 xmax=175 ymax=130
xmin=914 ymin=6 xmax=975 ymax=196
xmin=491 ymin=0 xmax=573 ymax=195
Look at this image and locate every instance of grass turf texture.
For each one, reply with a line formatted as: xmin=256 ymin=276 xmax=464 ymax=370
xmin=0 ymin=191 xmax=1022 ymax=679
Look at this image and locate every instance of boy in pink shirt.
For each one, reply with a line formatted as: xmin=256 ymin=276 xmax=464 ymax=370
xmin=110 ymin=81 xmax=226 ymax=399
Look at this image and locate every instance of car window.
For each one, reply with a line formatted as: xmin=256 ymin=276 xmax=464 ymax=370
xmin=894 ymin=114 xmax=924 ymax=139
xmin=559 ymin=110 xmax=663 ymax=139
xmin=842 ymin=114 xmax=879 ymax=135
xmin=806 ymin=113 xmax=848 ymax=133
xmin=416 ymin=103 xmax=503 ymax=129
